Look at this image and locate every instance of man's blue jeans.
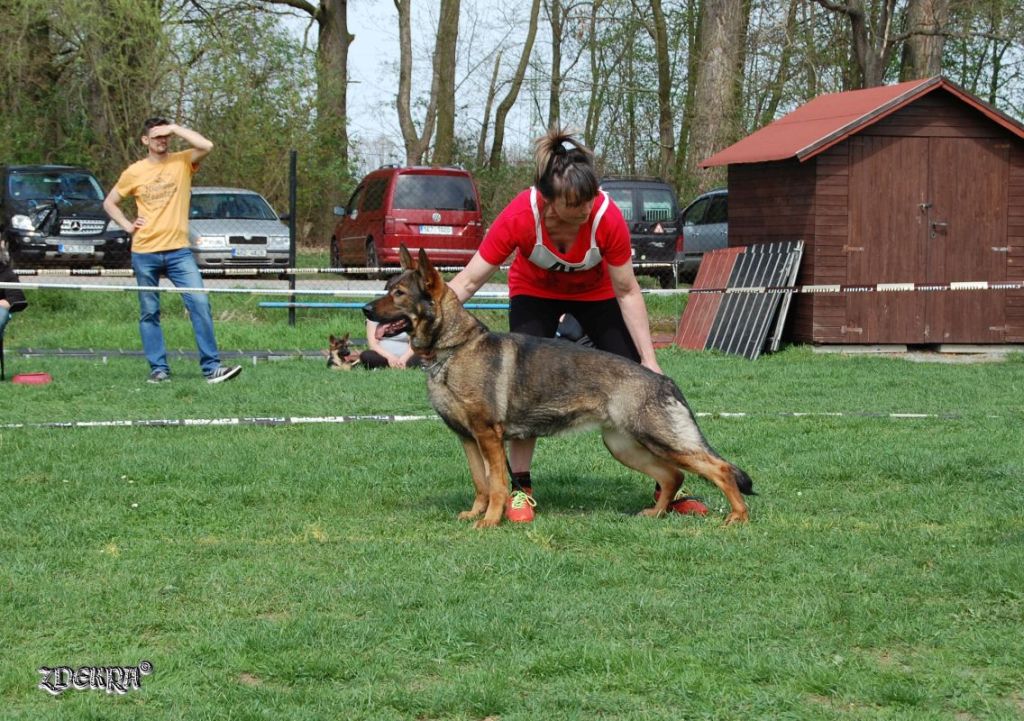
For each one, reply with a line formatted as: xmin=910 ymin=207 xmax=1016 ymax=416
xmin=131 ymin=248 xmax=221 ymax=376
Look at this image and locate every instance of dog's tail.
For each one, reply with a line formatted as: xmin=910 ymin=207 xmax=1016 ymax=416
xmin=732 ymin=465 xmax=756 ymax=496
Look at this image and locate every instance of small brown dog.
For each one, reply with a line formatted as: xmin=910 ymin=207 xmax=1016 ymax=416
xmin=326 ymin=333 xmax=360 ymax=370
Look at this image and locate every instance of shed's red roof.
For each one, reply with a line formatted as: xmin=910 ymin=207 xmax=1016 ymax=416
xmin=701 ymin=76 xmax=1024 ymax=167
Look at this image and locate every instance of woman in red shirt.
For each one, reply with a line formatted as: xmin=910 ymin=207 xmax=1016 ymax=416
xmin=449 ymin=128 xmax=662 ymax=522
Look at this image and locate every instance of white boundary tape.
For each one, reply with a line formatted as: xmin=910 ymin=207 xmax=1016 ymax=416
xmin=0 ymin=410 xmax=1006 ymax=431
xmin=4 ymin=278 xmax=1022 ymax=298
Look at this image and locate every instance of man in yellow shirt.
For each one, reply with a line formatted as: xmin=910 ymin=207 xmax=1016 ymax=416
xmin=104 ymin=117 xmax=241 ymax=384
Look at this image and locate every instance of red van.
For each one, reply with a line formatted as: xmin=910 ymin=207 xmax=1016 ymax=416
xmin=330 ymin=165 xmax=484 ymax=272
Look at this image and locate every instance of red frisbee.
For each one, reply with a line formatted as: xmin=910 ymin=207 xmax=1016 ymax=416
xmin=11 ymin=372 xmax=53 ymax=385
xmin=671 ymin=496 xmax=709 ymax=516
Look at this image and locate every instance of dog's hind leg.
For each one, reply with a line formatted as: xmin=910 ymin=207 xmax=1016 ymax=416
xmin=457 ymin=436 xmax=489 ymax=522
xmin=663 ymin=450 xmax=750 ymax=524
xmin=602 ymin=429 xmax=683 ymax=517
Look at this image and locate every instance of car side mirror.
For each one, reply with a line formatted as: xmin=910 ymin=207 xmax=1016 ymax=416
xmin=333 ymin=206 xmax=346 ymax=217
xmin=278 ymin=212 xmax=290 ymax=221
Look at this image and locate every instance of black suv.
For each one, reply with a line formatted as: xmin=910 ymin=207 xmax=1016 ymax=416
xmin=1 ymin=165 xmax=132 ymax=267
xmin=601 ymin=176 xmax=680 ymax=288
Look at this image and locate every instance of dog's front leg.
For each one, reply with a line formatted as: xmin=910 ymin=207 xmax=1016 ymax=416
xmin=457 ymin=436 xmax=489 ymax=521
xmin=472 ymin=426 xmax=509 ymax=529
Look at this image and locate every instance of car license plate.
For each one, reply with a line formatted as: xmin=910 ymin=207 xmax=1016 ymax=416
xmin=419 ymin=225 xmax=453 ymax=235
xmin=59 ymin=244 xmax=94 ymax=254
xmin=232 ymin=247 xmax=267 ymax=258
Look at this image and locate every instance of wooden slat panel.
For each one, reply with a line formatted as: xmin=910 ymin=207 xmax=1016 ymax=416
xmin=673 ymin=247 xmax=742 ymax=349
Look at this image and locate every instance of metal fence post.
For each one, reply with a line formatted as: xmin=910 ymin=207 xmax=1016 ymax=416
xmin=288 ymin=150 xmax=298 ymax=327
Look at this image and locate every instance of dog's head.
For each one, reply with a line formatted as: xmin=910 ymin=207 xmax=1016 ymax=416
xmin=326 ymin=332 xmax=360 ymax=370
xmin=361 ymin=246 xmax=446 ymax=354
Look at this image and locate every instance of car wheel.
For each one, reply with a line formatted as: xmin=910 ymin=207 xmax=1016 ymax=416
xmin=657 ymin=270 xmax=677 ymax=290
xmin=365 ymin=240 xmax=383 ymax=280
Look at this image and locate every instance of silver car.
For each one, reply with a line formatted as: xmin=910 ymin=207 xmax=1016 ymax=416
xmin=676 ymin=187 xmax=727 ymax=281
xmin=188 ymin=187 xmax=290 ymax=269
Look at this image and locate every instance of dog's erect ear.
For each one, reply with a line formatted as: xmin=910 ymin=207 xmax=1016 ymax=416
xmin=329 ymin=334 xmax=338 ymax=344
xmin=417 ymin=248 xmax=444 ymax=299
xmin=341 ymin=332 xmax=350 ymax=343
xmin=399 ymin=244 xmax=415 ymax=271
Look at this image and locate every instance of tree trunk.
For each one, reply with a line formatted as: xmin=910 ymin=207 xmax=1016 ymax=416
xmin=394 ymin=0 xmax=437 ymax=164
xmin=259 ymin=0 xmax=351 ymax=197
xmin=584 ymin=1 xmax=604 ymax=147
xmin=431 ymin=0 xmax=461 ymax=165
xmin=812 ymin=0 xmax=903 ymax=88
xmin=673 ymin=0 xmax=701 ymax=198
xmin=312 ymin=0 xmax=352 ymax=211
xmin=899 ymin=0 xmax=949 ymax=80
xmin=476 ymin=49 xmax=503 ymax=166
xmin=687 ymin=0 xmax=748 ymax=191
xmin=488 ymin=0 xmax=542 ymax=169
xmin=758 ymin=0 xmax=800 ymax=126
xmin=632 ymin=0 xmax=674 ymax=181
xmin=547 ymin=0 xmax=563 ymax=129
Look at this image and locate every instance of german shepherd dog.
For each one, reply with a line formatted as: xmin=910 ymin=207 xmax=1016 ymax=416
xmin=363 ymin=246 xmax=755 ymax=528
xmin=326 ymin=333 xmax=360 ymax=370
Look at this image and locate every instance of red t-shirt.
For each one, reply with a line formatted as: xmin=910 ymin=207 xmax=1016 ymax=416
xmin=478 ymin=187 xmax=633 ymax=301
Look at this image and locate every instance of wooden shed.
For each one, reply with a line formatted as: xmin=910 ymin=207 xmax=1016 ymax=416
xmin=702 ymin=76 xmax=1024 ymax=345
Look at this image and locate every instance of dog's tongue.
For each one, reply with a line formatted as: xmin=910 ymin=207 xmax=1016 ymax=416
xmin=375 ymin=320 xmax=407 ymax=340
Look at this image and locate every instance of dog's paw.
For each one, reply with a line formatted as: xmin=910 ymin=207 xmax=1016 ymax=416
xmin=637 ymin=507 xmax=667 ymax=518
xmin=473 ymin=517 xmax=501 ymax=529
xmin=457 ymin=509 xmax=483 ymax=521
xmin=724 ymin=510 xmax=750 ymax=525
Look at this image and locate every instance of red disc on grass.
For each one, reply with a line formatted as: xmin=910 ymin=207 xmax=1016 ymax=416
xmin=671 ymin=497 xmax=709 ymax=516
xmin=12 ymin=372 xmax=53 ymax=385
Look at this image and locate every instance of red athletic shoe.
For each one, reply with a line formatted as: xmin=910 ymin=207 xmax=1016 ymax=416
xmin=505 ymin=488 xmax=536 ymax=523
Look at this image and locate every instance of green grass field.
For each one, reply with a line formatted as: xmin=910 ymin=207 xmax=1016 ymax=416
xmin=1 ymin=274 xmax=1023 ymax=719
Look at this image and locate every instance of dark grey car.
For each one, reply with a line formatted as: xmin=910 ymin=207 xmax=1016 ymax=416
xmin=1 ymin=165 xmax=132 ymax=268
xmin=677 ymin=188 xmax=727 ymax=282
xmin=601 ymin=177 xmax=680 ymax=288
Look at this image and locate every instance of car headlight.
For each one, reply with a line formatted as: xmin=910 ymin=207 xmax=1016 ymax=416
xmin=195 ymin=235 xmax=228 ymax=249
xmin=267 ymin=235 xmax=290 ymax=251
xmin=11 ymin=214 xmax=35 ymax=231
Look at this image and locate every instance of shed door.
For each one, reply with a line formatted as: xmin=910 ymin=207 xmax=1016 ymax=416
xmin=846 ymin=135 xmax=1008 ymax=343
xmin=846 ymin=136 xmax=929 ymax=342
xmin=925 ymin=137 xmax=1008 ymax=342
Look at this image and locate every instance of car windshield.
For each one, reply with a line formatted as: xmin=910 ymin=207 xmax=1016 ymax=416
xmin=392 ymin=175 xmax=478 ymax=211
xmin=190 ymin=192 xmax=278 ymax=220
xmin=7 ymin=171 xmax=104 ymax=202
